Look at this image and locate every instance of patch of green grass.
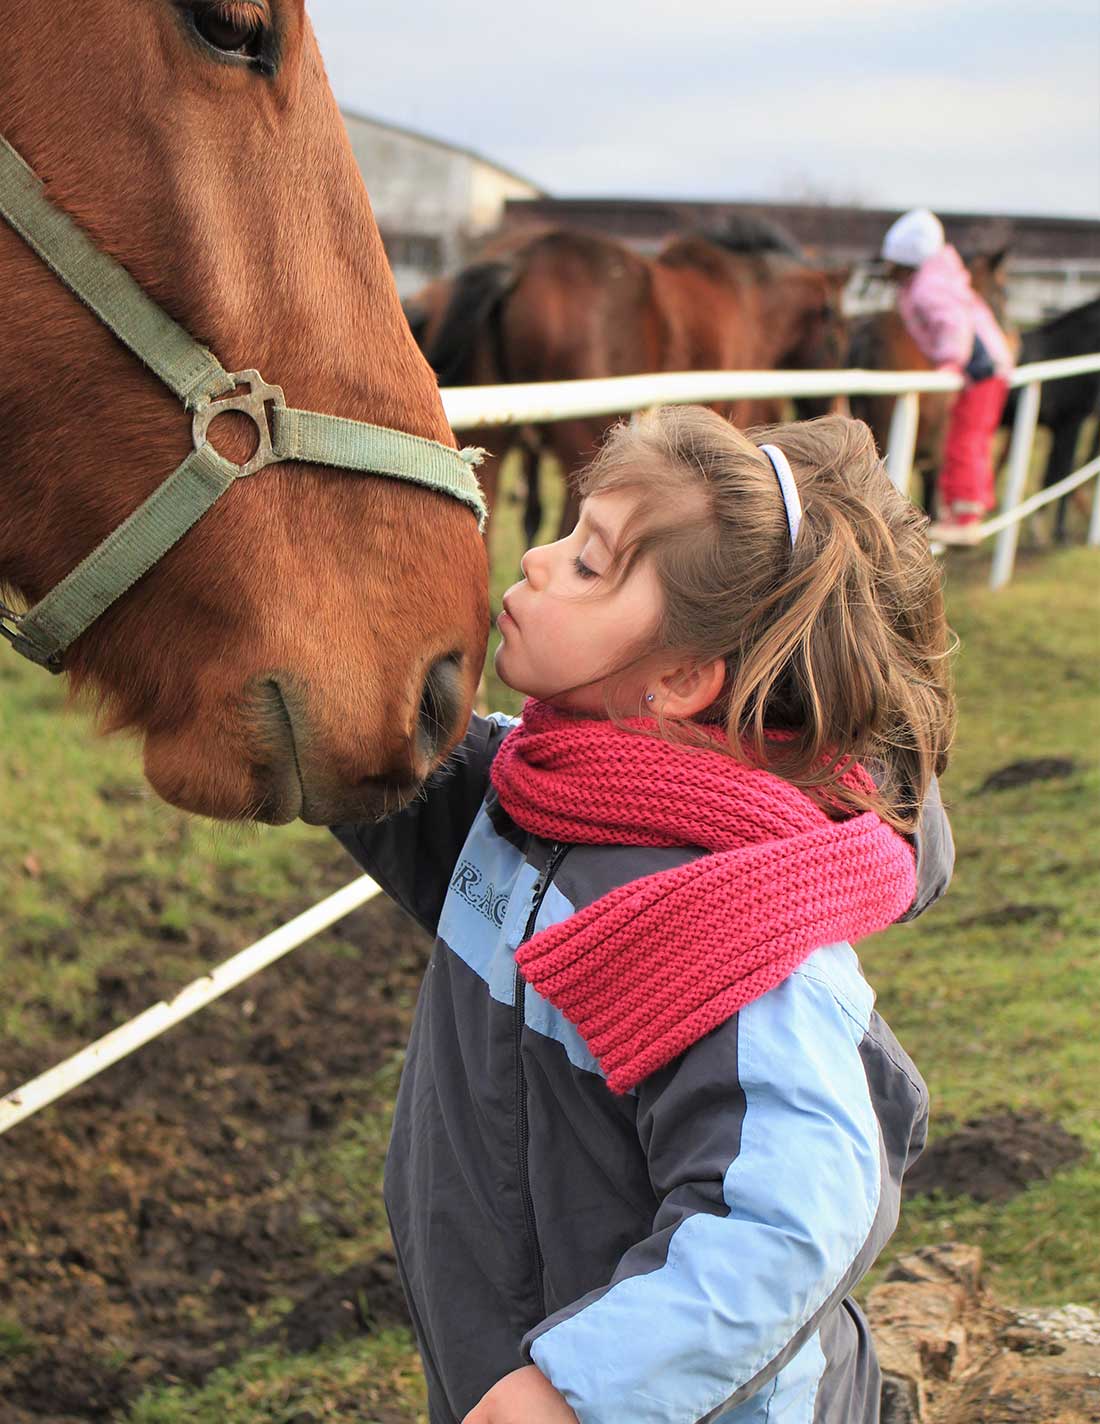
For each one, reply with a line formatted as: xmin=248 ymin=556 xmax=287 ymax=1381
xmin=0 ymin=666 xmax=345 ymax=1052
xmin=0 ymin=1317 xmax=34 ymax=1361
xmin=125 ymin=1330 xmax=426 ymax=1424
xmin=290 ymin=1055 xmax=404 ymax=1271
xmin=862 ymin=546 xmax=1100 ymax=1304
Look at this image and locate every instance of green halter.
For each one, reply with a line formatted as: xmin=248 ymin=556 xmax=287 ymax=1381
xmin=0 ymin=134 xmax=485 ymax=673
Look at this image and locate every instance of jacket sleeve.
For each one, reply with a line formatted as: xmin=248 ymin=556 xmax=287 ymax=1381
xmin=522 ymin=959 xmax=919 ymax=1423
xmin=330 ymin=712 xmax=516 ymax=937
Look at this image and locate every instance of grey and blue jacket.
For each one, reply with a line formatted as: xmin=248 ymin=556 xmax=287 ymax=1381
xmin=333 ymin=714 xmax=953 ymax=1424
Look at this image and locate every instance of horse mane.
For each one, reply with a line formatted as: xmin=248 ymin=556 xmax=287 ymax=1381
xmin=695 ymin=211 xmax=806 ymax=262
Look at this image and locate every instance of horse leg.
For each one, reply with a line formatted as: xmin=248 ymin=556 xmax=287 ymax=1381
xmin=1080 ymin=415 xmax=1100 ymax=529
xmin=1044 ymin=418 xmax=1084 ymax=543
xmin=466 ymin=425 xmax=518 ymax=556
xmin=920 ymin=461 xmax=938 ymax=517
xmin=557 ymin=478 xmax=582 ymax=541
xmin=520 ymin=428 xmax=544 ymax=548
xmin=547 ymin=419 xmax=607 ymax=539
xmin=917 ymin=392 xmax=953 ymax=516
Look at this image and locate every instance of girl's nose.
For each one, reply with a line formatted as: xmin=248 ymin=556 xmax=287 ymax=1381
xmin=520 ymin=544 xmax=547 ymax=588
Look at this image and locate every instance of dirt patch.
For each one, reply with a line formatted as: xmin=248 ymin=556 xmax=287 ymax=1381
xmin=6 ymin=1345 xmax=134 ymax=1422
xmin=262 ymin=1257 xmax=409 ymax=1355
xmin=953 ymin=902 xmax=1061 ymax=929
xmin=905 ymin=1111 xmax=1086 ymax=1203
xmin=977 ymin=757 xmax=1080 ymax=792
xmin=0 ymin=870 xmax=429 ymax=1423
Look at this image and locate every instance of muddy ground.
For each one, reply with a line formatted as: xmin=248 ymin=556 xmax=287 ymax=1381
xmin=905 ymin=1110 xmax=1086 ymax=1204
xmin=0 ymin=853 xmax=1090 ymax=1422
xmin=0 ymin=874 xmax=428 ymax=1424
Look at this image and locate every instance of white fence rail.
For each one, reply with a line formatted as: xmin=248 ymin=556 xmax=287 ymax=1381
xmin=0 ymin=876 xmax=383 ymax=1136
xmin=2 ymin=352 xmax=1098 ymax=1136
xmin=442 ymin=351 xmax=1100 ymax=592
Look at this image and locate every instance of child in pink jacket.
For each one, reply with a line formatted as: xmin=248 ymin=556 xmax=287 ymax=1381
xmin=882 ymin=208 xmax=1014 ymax=543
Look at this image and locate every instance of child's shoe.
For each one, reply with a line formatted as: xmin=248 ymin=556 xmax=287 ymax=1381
xmin=928 ymin=502 xmax=984 ymax=546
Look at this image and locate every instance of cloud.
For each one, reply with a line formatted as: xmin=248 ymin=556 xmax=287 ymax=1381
xmin=306 ymin=0 xmax=1100 ymax=217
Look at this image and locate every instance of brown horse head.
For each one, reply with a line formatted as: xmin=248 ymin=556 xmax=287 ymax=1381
xmin=0 ymin=2 xmax=488 ymax=825
xmin=774 ymin=264 xmax=852 ymax=420
xmin=965 ymin=245 xmax=1013 ymax=329
xmin=661 ymin=219 xmax=850 ymax=422
xmin=778 ymin=265 xmax=852 ymax=374
xmin=690 ymin=217 xmax=850 ymax=374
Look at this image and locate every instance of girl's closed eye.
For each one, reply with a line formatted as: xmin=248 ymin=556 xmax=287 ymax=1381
xmin=573 ymin=555 xmax=599 ymax=580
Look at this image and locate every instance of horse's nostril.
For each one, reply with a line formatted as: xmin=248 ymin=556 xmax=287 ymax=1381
xmin=417 ymin=654 xmax=462 ymax=762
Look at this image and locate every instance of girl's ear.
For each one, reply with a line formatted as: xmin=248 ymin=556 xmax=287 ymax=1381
xmin=654 ymin=657 xmax=727 ymax=719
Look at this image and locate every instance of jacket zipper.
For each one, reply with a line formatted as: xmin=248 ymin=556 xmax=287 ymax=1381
xmin=513 ymin=840 xmax=568 ymax=1315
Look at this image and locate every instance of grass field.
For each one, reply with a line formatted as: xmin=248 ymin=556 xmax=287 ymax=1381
xmin=0 ymin=465 xmax=1098 ymax=1421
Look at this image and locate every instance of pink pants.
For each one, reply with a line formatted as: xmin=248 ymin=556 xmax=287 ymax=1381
xmin=938 ymin=376 xmax=1009 ymax=515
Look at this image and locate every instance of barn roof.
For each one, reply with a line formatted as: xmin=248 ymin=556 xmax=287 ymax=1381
xmin=500 ymin=196 xmax=1100 ymax=263
xmin=340 ymin=109 xmax=543 ymax=195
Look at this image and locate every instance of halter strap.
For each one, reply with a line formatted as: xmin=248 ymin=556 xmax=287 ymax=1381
xmin=0 ymin=133 xmax=486 ymax=672
xmin=759 ymin=443 xmax=802 ymax=547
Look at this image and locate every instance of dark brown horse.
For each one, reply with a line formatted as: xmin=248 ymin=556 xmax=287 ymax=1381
xmin=416 ymin=218 xmax=849 ymax=540
xmin=1 ymin=2 xmax=488 ymax=825
xmin=849 ymin=247 xmax=1013 ymax=510
xmin=1001 ymin=296 xmax=1100 ymax=541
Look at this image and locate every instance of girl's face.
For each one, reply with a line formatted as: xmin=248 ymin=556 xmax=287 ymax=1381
xmin=495 ymin=489 xmax=666 ymax=715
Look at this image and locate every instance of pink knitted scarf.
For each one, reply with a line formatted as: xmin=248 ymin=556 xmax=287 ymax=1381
xmin=490 ymin=700 xmax=917 ymax=1094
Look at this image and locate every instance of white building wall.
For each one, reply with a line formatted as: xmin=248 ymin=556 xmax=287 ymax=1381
xmin=340 ymin=111 xmax=540 ymax=297
xmin=468 ymin=160 xmax=541 ymax=236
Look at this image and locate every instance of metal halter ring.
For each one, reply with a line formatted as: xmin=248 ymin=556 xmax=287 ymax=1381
xmin=191 ymin=369 xmax=286 ymax=477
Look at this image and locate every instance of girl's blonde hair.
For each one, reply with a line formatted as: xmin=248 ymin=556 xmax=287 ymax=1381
xmin=579 ymin=406 xmax=955 ymax=833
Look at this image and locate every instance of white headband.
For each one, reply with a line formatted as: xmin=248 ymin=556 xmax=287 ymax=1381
xmin=759 ymin=444 xmax=802 ymax=547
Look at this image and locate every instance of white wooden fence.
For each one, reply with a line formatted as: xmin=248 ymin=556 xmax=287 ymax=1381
xmin=442 ymin=350 xmax=1100 ymax=591
xmin=2 ymin=350 xmax=1097 ymax=1136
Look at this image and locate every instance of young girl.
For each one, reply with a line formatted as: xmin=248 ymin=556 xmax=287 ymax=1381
xmin=880 ymin=207 xmax=1015 ymax=544
xmin=334 ymin=409 xmax=956 ymax=1424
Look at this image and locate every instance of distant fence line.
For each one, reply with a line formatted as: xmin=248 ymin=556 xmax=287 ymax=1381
xmin=441 ymin=350 xmax=1100 ymax=591
xmin=2 ymin=352 xmax=1098 ymax=1137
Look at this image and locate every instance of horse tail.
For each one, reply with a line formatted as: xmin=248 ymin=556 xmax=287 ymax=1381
xmin=426 ymin=260 xmax=516 ymax=387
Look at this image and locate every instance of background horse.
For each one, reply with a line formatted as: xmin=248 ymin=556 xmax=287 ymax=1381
xmin=848 ymin=247 xmax=1012 ymax=511
xmin=1001 ymin=296 xmax=1100 ymax=541
xmin=0 ymin=1 xmax=488 ymax=827
xmin=416 ymin=217 xmax=849 ymax=541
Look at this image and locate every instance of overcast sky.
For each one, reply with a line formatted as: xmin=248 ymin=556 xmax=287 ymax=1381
xmin=307 ymin=0 xmax=1099 ymax=219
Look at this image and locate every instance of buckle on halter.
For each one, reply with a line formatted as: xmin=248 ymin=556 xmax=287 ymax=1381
xmin=0 ymin=602 xmax=63 ymax=673
xmin=191 ymin=370 xmax=286 ymax=478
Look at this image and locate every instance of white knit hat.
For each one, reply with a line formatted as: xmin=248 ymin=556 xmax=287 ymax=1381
xmin=881 ymin=208 xmax=945 ymax=268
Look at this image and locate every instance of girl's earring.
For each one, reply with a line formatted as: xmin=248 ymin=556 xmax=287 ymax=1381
xmin=645 ymin=693 xmax=655 ymax=704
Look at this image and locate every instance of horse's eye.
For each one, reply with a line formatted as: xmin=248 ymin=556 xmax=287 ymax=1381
xmin=192 ymin=3 xmax=264 ymax=57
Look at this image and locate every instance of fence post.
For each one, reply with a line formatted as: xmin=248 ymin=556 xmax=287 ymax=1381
xmin=991 ymin=381 xmax=1041 ymax=590
xmin=885 ymin=391 xmax=919 ymax=496
xmin=1089 ymin=467 xmax=1100 ymax=549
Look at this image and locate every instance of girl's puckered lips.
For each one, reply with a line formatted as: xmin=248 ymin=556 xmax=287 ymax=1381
xmin=499 ymin=593 xmax=520 ymax=631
